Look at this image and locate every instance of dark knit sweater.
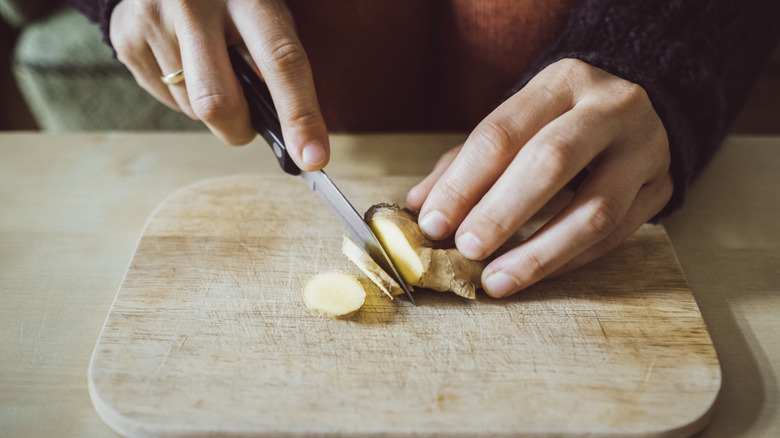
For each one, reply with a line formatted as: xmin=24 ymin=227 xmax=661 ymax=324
xmin=69 ymin=0 xmax=780 ymax=218
xmin=510 ymin=0 xmax=780 ymax=217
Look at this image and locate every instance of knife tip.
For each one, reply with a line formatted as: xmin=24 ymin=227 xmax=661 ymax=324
xmin=402 ymin=286 xmax=416 ymax=306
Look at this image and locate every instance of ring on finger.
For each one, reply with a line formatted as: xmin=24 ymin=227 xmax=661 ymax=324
xmin=161 ymin=69 xmax=185 ymax=85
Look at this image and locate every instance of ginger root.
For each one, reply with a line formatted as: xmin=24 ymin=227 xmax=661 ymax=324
xmin=365 ymin=204 xmax=485 ymax=299
xmin=303 ymin=204 xmax=484 ymax=319
xmin=301 ymin=271 xmax=366 ymax=318
xmin=342 ymin=235 xmax=404 ymax=299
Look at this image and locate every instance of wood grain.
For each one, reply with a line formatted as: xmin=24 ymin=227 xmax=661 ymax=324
xmin=88 ymin=175 xmax=720 ymax=437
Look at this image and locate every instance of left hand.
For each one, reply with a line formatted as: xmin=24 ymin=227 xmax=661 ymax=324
xmin=406 ymin=59 xmax=674 ymax=298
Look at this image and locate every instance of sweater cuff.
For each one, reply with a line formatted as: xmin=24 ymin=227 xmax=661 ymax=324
xmin=98 ymin=0 xmax=122 ymax=56
xmin=69 ymin=0 xmax=123 ymax=56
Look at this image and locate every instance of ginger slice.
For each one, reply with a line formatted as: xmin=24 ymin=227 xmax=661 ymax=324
xmin=365 ymin=204 xmax=485 ymax=299
xmin=341 ymin=235 xmax=404 ymax=299
xmin=302 ymin=271 xmax=366 ymax=318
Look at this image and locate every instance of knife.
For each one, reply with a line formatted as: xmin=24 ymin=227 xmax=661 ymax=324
xmin=228 ymin=45 xmax=415 ymax=305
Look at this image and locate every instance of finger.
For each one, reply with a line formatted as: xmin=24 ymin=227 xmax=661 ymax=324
xmin=454 ymin=104 xmax=619 ymax=261
xmin=549 ymin=172 xmax=673 ymax=278
xmin=175 ymin=9 xmax=255 ymax=145
xmin=417 ymin=74 xmax=575 ymax=241
xmin=480 ymin=150 xmax=654 ymax=298
xmin=128 ymin=44 xmax=181 ymax=112
xmin=108 ymin=2 xmax=179 ymax=112
xmin=148 ymin=36 xmax=195 ymax=119
xmin=406 ymin=145 xmax=462 ymax=211
xmin=232 ymin=2 xmax=329 ymax=170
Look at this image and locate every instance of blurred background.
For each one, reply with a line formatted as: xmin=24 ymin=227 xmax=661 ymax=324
xmin=2 ymin=1 xmax=779 ymax=133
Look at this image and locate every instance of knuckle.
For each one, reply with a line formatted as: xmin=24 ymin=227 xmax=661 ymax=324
xmin=553 ymin=58 xmax=594 ymax=86
xmin=111 ymin=1 xmax=164 ymax=66
xmin=438 ymin=177 xmax=471 ymax=208
xmin=264 ymin=37 xmax=308 ymax=73
xmin=190 ymin=90 xmax=241 ymax=123
xmin=111 ymin=40 xmax=136 ymax=65
xmin=522 ymin=249 xmax=550 ymax=283
xmin=130 ymin=0 xmax=165 ymax=35
xmin=112 ymin=43 xmax=146 ymax=71
xmin=471 ymin=120 xmax=515 ymax=158
xmin=223 ymin=132 xmax=256 ymax=146
xmin=651 ymin=148 xmax=672 ymax=180
xmin=584 ymin=194 xmax=623 ymax=238
xmin=602 ymin=80 xmax=651 ymax=120
xmin=283 ymin=107 xmax=321 ymax=130
xmin=528 ymin=134 xmax=576 ymax=178
xmin=626 ymin=121 xmax=670 ymax=181
xmin=478 ymin=212 xmax=515 ymax=238
xmin=558 ymin=58 xmax=589 ymax=76
xmin=649 ymin=128 xmax=672 ymax=170
xmin=133 ymin=0 xmax=159 ymax=18
xmin=612 ymin=81 xmax=648 ymax=108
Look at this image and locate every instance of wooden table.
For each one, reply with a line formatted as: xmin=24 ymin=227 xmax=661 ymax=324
xmin=1 ymin=132 xmax=778 ymax=437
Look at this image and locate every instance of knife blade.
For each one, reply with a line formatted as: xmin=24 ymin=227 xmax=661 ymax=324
xmin=228 ymin=45 xmax=415 ymax=305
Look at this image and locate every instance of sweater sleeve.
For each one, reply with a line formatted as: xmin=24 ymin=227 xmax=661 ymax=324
xmin=67 ymin=0 xmax=122 ymax=52
xmin=509 ymin=0 xmax=780 ymax=219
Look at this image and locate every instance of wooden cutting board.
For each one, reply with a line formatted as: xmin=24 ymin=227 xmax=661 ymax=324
xmin=88 ymin=175 xmax=720 ymax=437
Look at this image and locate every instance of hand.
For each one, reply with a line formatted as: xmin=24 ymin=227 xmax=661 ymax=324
xmin=109 ymin=0 xmax=329 ymax=170
xmin=407 ymin=59 xmax=673 ymax=298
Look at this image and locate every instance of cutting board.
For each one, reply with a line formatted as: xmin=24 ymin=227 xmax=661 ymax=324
xmin=88 ymin=175 xmax=720 ymax=437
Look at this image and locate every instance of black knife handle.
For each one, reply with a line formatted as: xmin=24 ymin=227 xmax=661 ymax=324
xmin=228 ymin=46 xmax=301 ymax=176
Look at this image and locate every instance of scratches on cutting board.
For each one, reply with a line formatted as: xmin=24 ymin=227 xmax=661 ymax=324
xmin=90 ymin=176 xmax=721 ymax=436
xmin=596 ymin=315 xmax=610 ymax=340
xmin=644 ymin=358 xmax=657 ymax=383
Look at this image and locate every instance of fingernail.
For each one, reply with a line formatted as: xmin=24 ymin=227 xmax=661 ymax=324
xmin=419 ymin=210 xmax=449 ymax=239
xmin=456 ymin=232 xmax=484 ymax=260
xmin=301 ymin=142 xmax=327 ymax=166
xmin=484 ymin=271 xmax=518 ymax=298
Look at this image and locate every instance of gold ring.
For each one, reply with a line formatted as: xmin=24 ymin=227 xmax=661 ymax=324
xmin=161 ymin=69 xmax=185 ymax=85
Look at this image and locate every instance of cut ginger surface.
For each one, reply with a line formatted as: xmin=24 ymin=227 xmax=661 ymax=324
xmin=301 ymin=271 xmax=365 ymax=318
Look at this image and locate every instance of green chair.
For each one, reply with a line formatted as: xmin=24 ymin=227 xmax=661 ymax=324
xmin=4 ymin=0 xmax=203 ymax=131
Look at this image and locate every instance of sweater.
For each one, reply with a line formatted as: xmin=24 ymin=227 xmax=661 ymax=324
xmin=69 ymin=0 xmax=780 ymax=218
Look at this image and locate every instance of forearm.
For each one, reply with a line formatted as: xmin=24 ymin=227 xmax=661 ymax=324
xmin=510 ymin=0 xmax=780 ymax=218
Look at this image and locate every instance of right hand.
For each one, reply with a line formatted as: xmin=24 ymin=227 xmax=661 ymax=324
xmin=109 ymin=0 xmax=329 ymax=170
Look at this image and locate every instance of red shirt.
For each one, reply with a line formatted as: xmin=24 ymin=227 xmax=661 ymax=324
xmin=287 ymin=0 xmax=579 ymax=132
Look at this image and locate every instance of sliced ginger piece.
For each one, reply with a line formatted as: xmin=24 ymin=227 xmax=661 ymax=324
xmin=365 ymin=204 xmax=485 ymax=299
xmin=341 ymin=235 xmax=404 ymax=299
xmin=302 ymin=271 xmax=366 ymax=318
xmin=369 ymin=216 xmax=425 ymax=285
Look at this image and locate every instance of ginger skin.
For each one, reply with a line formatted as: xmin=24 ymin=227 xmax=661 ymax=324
xmin=365 ymin=204 xmax=484 ymax=299
xmin=342 ymin=235 xmax=404 ymax=299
